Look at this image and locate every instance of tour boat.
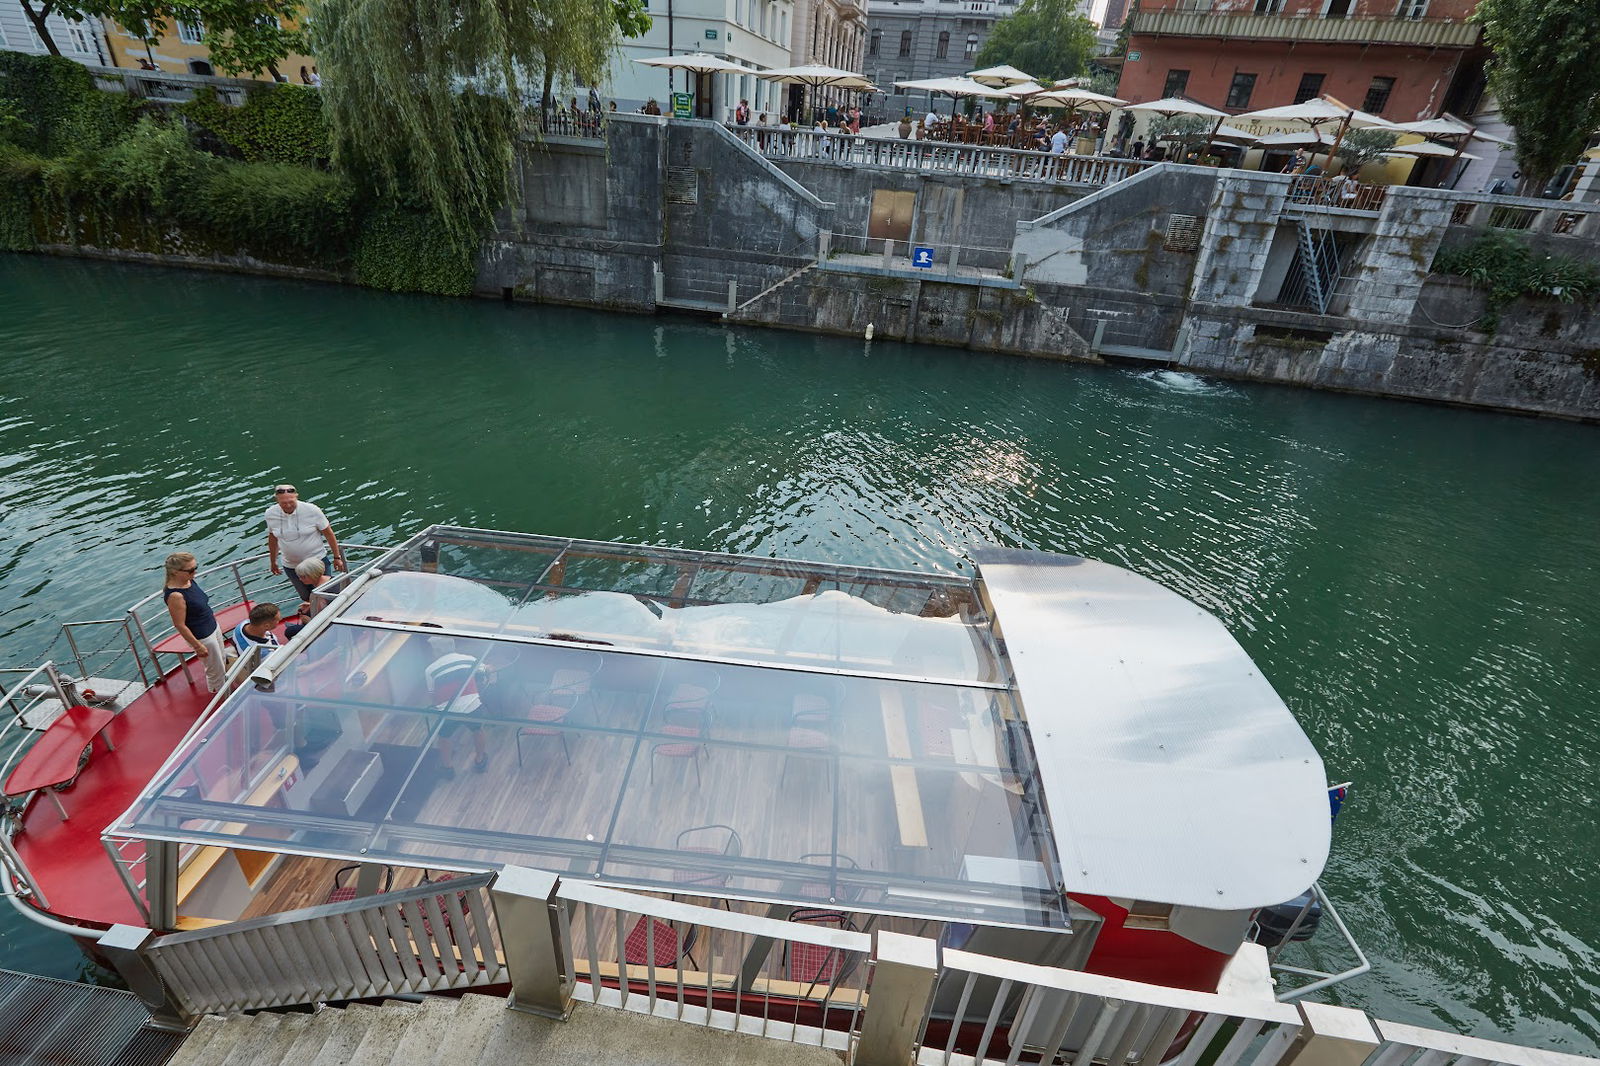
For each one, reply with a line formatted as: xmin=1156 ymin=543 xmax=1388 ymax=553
xmin=0 ymin=526 xmax=1365 ymax=1026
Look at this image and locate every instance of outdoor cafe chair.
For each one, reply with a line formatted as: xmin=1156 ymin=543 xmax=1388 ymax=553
xmin=515 ymin=650 xmax=602 ymax=767
xmin=623 ymin=916 xmax=699 ymax=969
xmin=672 ymin=824 xmax=742 ymax=898
xmin=324 ymin=863 xmax=394 ymax=904
xmin=784 ymin=909 xmax=857 ymax=996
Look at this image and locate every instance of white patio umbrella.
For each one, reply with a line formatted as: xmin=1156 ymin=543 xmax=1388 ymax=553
xmin=634 ymin=53 xmax=756 ymax=75
xmin=1030 ymin=87 xmax=1128 ymax=113
xmin=1392 ymin=116 xmax=1512 ymax=144
xmin=1121 ymin=97 xmax=1228 ymax=119
xmin=1212 ymin=124 xmax=1258 ymax=142
xmin=1002 ymin=81 xmax=1050 ymax=99
xmin=966 ymin=64 xmax=1037 ymax=87
xmin=634 ymin=53 xmax=756 ymax=103
xmin=1235 ymin=96 xmax=1398 ymax=168
xmin=1389 ymin=140 xmax=1480 ymax=159
xmin=758 ymin=64 xmax=869 ymax=120
xmin=895 ymin=75 xmax=1015 ymax=117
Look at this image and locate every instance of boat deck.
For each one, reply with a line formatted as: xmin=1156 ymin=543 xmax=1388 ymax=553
xmin=12 ymin=660 xmax=213 ymax=929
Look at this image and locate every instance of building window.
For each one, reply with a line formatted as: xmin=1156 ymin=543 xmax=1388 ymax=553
xmin=964 ymin=32 xmax=978 ymax=58
xmin=1225 ymin=72 xmax=1257 ymax=109
xmin=1293 ymin=73 xmax=1325 ymax=103
xmin=892 ymin=72 xmax=906 ymax=94
xmin=1162 ymin=69 xmax=1189 ymax=97
xmin=1362 ymin=75 xmax=1395 ymax=113
xmin=898 ymin=29 xmax=911 ymax=56
xmin=1253 ymin=0 xmax=1284 ymax=11
xmin=936 ymin=31 xmax=949 ymax=58
xmin=1396 ymin=0 xmax=1427 ymax=15
xmin=177 ymin=19 xmax=205 ymax=43
xmin=869 ymin=29 xmax=880 ymax=55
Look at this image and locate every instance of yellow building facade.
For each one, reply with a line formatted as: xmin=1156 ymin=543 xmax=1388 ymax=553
xmin=102 ymin=14 xmax=317 ymax=83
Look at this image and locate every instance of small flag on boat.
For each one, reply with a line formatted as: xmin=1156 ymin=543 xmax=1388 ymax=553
xmin=1328 ymin=782 xmax=1351 ymax=824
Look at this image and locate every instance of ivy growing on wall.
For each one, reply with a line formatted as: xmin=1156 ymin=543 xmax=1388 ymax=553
xmin=0 ymin=53 xmax=476 ymax=296
xmin=178 ymin=84 xmax=331 ymax=169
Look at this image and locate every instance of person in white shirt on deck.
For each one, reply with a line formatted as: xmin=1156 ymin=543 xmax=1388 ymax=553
xmin=264 ymin=484 xmax=345 ymax=603
xmin=1050 ymin=127 xmax=1068 ymax=155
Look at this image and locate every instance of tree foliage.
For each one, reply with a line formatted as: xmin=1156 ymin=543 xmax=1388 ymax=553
xmin=1475 ymin=0 xmax=1600 ymax=189
xmin=180 ymin=84 xmax=329 ymax=167
xmin=311 ymin=0 xmax=642 ymax=244
xmin=972 ymin=0 xmax=1097 ymax=84
xmin=1334 ymin=128 xmax=1397 ymax=172
xmin=1147 ymin=114 xmax=1211 ymax=160
xmin=172 ymin=0 xmax=310 ymax=78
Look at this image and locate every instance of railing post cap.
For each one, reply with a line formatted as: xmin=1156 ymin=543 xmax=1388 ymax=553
xmin=1296 ymin=1001 xmax=1382 ymax=1045
xmin=872 ymin=929 xmax=939 ymax=970
xmin=98 ymin=924 xmax=156 ymax=951
xmin=494 ymin=865 xmax=561 ymax=900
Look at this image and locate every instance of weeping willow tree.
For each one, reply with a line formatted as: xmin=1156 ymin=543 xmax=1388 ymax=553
xmin=311 ymin=0 xmax=640 ymax=243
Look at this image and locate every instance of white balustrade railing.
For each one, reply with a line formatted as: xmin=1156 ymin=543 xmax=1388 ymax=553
xmin=728 ymin=128 xmax=1151 ymax=188
xmin=101 ymin=866 xmax=1600 ymax=1066
xmin=141 ymin=872 xmax=504 ymax=1015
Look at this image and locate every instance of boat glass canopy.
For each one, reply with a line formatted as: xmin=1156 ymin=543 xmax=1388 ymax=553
xmin=112 ymin=528 xmax=1069 ymax=929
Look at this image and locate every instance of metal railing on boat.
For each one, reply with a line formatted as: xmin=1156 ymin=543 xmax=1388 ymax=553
xmin=94 ymin=867 xmax=1600 ymax=1066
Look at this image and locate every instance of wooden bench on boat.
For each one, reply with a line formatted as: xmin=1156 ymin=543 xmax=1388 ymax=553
xmin=3 ymin=704 xmax=117 ymax=820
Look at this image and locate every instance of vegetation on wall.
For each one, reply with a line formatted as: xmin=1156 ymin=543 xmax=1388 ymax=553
xmin=0 ymin=53 xmax=143 ymax=156
xmin=0 ymin=52 xmax=470 ymax=294
xmin=179 ymin=84 xmax=329 ymax=167
xmin=1431 ymin=230 xmax=1599 ymax=331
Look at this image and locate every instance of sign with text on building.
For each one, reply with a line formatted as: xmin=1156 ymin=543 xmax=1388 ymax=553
xmin=705 ymin=28 xmax=717 ymax=38
xmin=1126 ymin=50 xmax=1141 ymax=61
xmin=912 ymin=246 xmax=935 ymax=269
xmin=671 ymin=92 xmax=693 ymax=118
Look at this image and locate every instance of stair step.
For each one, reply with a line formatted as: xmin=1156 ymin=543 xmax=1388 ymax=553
xmin=280 ymin=1009 xmax=337 ymax=1065
xmin=422 ymin=993 xmax=508 ymax=1066
xmin=163 ymin=1015 xmax=227 ymax=1066
xmin=344 ymin=1001 xmax=422 ymax=1066
xmin=307 ymin=1003 xmax=386 ymax=1066
xmin=257 ymin=1013 xmax=311 ymax=1063
xmin=217 ymin=1012 xmax=281 ymax=1066
xmin=385 ymin=997 xmax=459 ymax=1065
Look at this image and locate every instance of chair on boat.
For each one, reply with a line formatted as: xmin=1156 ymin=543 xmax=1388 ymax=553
xmin=782 ymin=677 xmax=844 ymax=784
xmin=324 ymin=863 xmax=394 ymax=904
xmin=623 ymin=916 xmax=699 ymax=969
xmin=795 ymin=852 xmax=865 ymax=905
xmin=672 ymin=824 xmax=742 ymax=900
xmin=516 ymin=651 xmax=602 ymax=768
xmin=784 ymin=909 xmax=857 ymax=996
xmin=649 ymin=669 xmax=720 ymax=785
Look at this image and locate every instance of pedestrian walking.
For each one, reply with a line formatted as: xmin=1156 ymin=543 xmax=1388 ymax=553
xmin=588 ymin=86 xmax=601 ymax=113
xmin=163 ymin=552 xmax=227 ymax=692
xmin=264 ymin=484 xmax=345 ymax=604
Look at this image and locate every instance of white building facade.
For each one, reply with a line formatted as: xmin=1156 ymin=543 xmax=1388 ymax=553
xmin=0 ymin=0 xmax=107 ymax=66
xmin=606 ymin=0 xmax=798 ymax=120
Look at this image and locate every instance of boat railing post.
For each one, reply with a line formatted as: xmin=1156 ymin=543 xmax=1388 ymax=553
xmin=97 ymin=925 xmax=198 ymax=1032
xmin=1277 ymin=1002 xmax=1381 ymax=1066
xmin=122 ymin=618 xmax=152 ymax=688
xmin=491 ymin=865 xmax=573 ymax=1020
xmin=61 ymin=625 xmax=89 ymax=683
xmin=853 ymin=931 xmax=939 ymax=1066
xmin=41 ymin=662 xmax=78 ymax=710
xmin=230 ymin=561 xmax=250 ymax=609
xmin=128 ymin=609 xmax=161 ymax=682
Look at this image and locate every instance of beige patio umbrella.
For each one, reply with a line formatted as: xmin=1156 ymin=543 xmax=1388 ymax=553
xmin=966 ymin=64 xmax=1037 ymax=87
xmin=1030 ymin=87 xmax=1128 ymax=113
xmin=1121 ymin=96 xmax=1230 ymax=156
xmin=1235 ymin=97 xmax=1398 ymax=171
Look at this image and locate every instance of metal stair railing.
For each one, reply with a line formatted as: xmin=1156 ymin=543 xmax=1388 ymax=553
xmin=142 ymin=871 xmax=504 ymax=1014
xmin=1295 ymin=217 xmax=1330 ymax=314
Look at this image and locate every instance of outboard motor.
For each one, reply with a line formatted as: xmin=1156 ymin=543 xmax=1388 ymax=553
xmin=1252 ymin=890 xmax=1322 ymax=948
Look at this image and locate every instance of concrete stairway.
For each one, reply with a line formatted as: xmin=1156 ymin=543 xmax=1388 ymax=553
xmin=165 ymin=993 xmax=844 ymax=1066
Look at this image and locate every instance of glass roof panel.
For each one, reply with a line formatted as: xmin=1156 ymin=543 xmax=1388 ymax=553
xmin=116 ymin=584 xmax=1065 ymax=928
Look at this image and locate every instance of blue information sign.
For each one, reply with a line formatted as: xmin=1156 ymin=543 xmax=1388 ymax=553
xmin=912 ymin=246 xmax=935 ymax=269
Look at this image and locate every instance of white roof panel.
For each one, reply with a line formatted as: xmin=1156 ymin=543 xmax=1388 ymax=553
xmin=974 ymin=548 xmax=1331 ymax=909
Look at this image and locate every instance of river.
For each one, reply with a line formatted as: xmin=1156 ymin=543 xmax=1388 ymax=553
xmin=1 ymin=256 xmax=1596 ymax=1051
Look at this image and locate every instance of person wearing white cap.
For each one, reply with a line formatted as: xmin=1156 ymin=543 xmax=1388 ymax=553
xmin=426 ymin=652 xmax=489 ymax=776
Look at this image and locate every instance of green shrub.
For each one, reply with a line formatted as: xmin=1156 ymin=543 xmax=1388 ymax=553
xmin=0 ymin=52 xmax=141 ymax=156
xmin=1432 ymin=230 xmax=1599 ymax=329
xmin=0 ymin=142 xmax=44 ymax=250
xmin=179 ymin=84 xmax=330 ymax=168
xmin=196 ymin=160 xmax=357 ymax=266
xmin=353 ymin=206 xmax=476 ymax=296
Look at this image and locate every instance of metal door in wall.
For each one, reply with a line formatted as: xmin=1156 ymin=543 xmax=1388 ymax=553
xmin=869 ymin=190 xmax=916 ymax=246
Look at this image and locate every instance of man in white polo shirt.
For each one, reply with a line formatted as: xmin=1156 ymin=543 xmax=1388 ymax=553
xmin=264 ymin=484 xmax=346 ymax=603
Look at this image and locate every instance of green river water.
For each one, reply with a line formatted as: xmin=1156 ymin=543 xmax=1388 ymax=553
xmin=0 ymin=256 xmax=1596 ymax=1051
